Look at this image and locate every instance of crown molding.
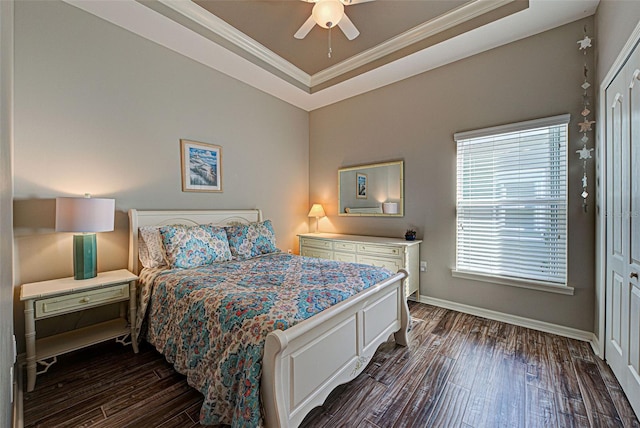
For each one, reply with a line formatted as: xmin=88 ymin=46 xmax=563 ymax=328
xmin=311 ymin=0 xmax=516 ymax=87
xmin=157 ymin=0 xmax=517 ymax=91
xmin=158 ymin=0 xmax=312 ymax=88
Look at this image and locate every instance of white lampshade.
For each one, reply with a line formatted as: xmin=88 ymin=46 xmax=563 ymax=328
xmin=307 ymin=204 xmax=326 ymax=218
xmin=55 ymin=196 xmax=115 ymax=233
xmin=312 ymin=0 xmax=344 ymax=29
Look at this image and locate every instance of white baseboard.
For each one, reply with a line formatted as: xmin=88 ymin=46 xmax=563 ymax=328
xmin=419 ymin=296 xmax=598 ymax=347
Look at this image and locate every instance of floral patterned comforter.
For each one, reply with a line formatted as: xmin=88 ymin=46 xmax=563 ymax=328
xmin=140 ymin=252 xmax=393 ymax=427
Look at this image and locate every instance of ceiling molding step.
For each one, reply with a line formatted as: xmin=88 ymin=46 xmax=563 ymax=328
xmin=158 ymin=0 xmax=312 ymax=88
xmin=158 ymin=0 xmax=516 ymax=91
xmin=310 ymin=0 xmax=516 ymax=87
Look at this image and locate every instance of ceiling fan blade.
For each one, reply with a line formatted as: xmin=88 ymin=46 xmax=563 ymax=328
xmin=338 ymin=13 xmax=359 ymax=40
xmin=294 ymin=15 xmax=316 ymax=39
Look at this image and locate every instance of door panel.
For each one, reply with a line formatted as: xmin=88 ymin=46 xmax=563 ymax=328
xmin=612 ymin=92 xmax=624 ymax=257
xmin=630 ymin=68 xmax=640 ymax=273
xmin=606 ymin=42 xmax=640 ymax=420
xmin=630 ymin=283 xmax=640 ymax=380
xmin=606 ymin=75 xmax=628 ymax=381
xmin=611 ymin=272 xmax=624 ymax=355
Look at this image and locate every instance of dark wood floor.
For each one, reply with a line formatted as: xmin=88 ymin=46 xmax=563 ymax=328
xmin=23 ymin=302 xmax=640 ymax=427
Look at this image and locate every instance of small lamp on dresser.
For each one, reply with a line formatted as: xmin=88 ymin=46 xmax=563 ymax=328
xmin=55 ymin=194 xmax=115 ymax=280
xmin=307 ymin=203 xmax=326 ymax=233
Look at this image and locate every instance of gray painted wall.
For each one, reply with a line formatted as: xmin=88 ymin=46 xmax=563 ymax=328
xmin=596 ymin=0 xmax=640 ymax=81
xmin=12 ymin=0 xmax=309 ymax=351
xmin=310 ymin=18 xmax=596 ymax=332
xmin=1 ymin=1 xmax=14 ymax=424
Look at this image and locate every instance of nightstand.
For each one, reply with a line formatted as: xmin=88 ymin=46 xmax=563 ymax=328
xmin=20 ymin=269 xmax=138 ymax=392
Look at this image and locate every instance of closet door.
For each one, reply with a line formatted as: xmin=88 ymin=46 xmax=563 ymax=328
xmin=605 ymin=42 xmax=640 ymax=418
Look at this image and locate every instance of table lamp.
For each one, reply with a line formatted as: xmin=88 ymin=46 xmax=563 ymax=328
xmin=307 ymin=203 xmax=326 ymax=233
xmin=55 ymin=194 xmax=115 ymax=280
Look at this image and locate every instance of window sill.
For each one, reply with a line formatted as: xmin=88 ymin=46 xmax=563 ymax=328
xmin=451 ymin=269 xmax=575 ymax=296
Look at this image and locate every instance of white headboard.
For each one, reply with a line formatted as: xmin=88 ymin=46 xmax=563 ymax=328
xmin=128 ymin=209 xmax=262 ymax=274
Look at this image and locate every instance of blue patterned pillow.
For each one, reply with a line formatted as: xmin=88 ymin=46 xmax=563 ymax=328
xmin=225 ymin=220 xmax=279 ymax=260
xmin=159 ymin=224 xmax=232 ymax=269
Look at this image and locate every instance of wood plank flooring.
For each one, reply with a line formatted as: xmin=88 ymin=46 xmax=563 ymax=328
xmin=23 ymin=302 xmax=639 ymax=427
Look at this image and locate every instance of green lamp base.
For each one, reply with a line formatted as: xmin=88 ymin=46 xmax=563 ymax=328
xmin=73 ymin=233 xmax=97 ymax=280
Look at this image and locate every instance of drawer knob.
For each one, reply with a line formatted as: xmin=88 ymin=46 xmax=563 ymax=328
xmin=80 ymin=297 xmax=91 ymax=303
xmin=631 ymin=272 xmax=639 ymax=279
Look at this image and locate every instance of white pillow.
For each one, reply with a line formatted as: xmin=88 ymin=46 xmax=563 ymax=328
xmin=138 ymin=226 xmax=167 ymax=269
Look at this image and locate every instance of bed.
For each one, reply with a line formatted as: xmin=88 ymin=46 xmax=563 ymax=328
xmin=128 ymin=209 xmax=410 ymax=427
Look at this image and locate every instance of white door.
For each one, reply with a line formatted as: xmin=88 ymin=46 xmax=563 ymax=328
xmin=605 ymin=42 xmax=640 ymax=418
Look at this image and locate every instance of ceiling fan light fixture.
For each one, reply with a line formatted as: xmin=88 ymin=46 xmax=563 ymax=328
xmin=312 ymin=0 xmax=344 ymax=29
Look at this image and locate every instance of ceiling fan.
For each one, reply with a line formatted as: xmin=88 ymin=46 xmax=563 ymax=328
xmin=294 ymin=0 xmax=375 ymax=41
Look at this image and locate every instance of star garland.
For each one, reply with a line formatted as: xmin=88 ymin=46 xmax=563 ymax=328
xmin=577 ymin=26 xmax=594 ymax=212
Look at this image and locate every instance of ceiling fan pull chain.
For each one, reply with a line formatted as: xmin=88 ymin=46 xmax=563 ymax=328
xmin=328 ymin=26 xmax=333 ymax=58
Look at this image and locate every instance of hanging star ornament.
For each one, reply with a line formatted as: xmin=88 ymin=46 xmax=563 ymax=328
xmin=578 ymin=120 xmax=595 ymax=132
xmin=578 ymin=35 xmax=592 ymax=50
xmin=577 ymin=146 xmax=594 ymax=159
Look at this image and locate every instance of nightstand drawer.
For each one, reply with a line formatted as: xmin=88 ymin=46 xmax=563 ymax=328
xmin=300 ymin=238 xmax=332 ymax=250
xmin=334 ymin=242 xmax=356 ymax=252
xmin=301 ymin=248 xmax=333 ymax=260
xmin=35 ymin=283 xmax=129 ymax=319
xmin=357 ymin=255 xmax=403 ymax=272
xmin=357 ymin=244 xmax=402 ymax=257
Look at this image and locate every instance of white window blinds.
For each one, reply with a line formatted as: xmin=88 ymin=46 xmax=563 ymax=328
xmin=454 ymin=114 xmax=569 ymax=285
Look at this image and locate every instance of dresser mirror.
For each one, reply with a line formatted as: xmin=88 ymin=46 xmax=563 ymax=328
xmin=338 ymin=160 xmax=404 ymax=217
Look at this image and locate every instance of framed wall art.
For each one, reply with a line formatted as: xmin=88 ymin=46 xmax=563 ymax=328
xmin=356 ymin=172 xmax=367 ymax=199
xmin=180 ymin=139 xmax=222 ymax=192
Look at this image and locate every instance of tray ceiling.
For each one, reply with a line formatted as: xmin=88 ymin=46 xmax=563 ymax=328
xmin=65 ymin=0 xmax=599 ymax=111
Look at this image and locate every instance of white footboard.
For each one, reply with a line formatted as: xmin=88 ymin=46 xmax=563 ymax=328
xmin=262 ymin=270 xmax=410 ymax=428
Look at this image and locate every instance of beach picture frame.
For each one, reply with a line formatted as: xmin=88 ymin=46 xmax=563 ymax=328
xmin=180 ymin=139 xmax=222 ymax=192
xmin=356 ymin=172 xmax=367 ymax=199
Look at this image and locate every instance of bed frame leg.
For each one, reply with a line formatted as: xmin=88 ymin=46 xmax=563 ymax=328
xmin=394 ymin=271 xmax=410 ymax=347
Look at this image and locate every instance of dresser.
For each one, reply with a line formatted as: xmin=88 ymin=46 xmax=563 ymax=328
xmin=298 ymin=233 xmax=421 ymax=300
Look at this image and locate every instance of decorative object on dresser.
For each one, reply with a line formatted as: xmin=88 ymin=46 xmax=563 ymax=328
xmin=180 ymin=139 xmax=222 ymax=192
xmin=299 ymin=232 xmax=421 ymax=300
xmin=404 ymin=229 xmax=417 ymax=241
xmin=55 ymin=194 xmax=115 ymax=280
xmin=307 ymin=203 xmax=326 ymax=233
xmin=20 ymin=269 xmax=138 ymax=392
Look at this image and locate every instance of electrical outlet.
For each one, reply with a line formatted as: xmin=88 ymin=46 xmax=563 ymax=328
xmin=420 ymin=261 xmax=427 ymax=272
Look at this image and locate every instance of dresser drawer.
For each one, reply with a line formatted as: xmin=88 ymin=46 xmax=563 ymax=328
xmin=300 ymin=238 xmax=333 ymax=250
xmin=357 ymin=255 xmax=404 ymax=272
xmin=334 ymin=242 xmax=356 ymax=252
xmin=334 ymin=252 xmax=357 ymax=263
xmin=35 ymin=283 xmax=129 ymax=319
xmin=357 ymin=244 xmax=402 ymax=257
xmin=301 ymin=248 xmax=333 ymax=260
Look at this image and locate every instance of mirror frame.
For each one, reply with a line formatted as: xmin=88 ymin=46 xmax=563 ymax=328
xmin=338 ymin=160 xmax=404 ymax=217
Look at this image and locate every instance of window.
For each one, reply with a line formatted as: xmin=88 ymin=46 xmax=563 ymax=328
xmin=453 ymin=114 xmax=569 ymax=290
